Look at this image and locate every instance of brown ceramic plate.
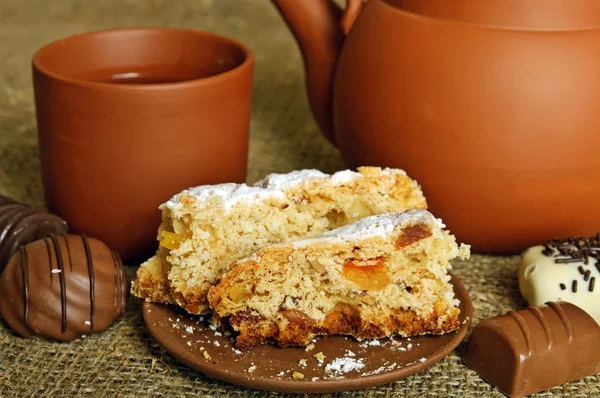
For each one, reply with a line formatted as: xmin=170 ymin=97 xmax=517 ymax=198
xmin=143 ymin=272 xmax=472 ymax=394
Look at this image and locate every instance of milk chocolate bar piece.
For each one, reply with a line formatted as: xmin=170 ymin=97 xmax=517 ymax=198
xmin=463 ymin=302 xmax=600 ymax=398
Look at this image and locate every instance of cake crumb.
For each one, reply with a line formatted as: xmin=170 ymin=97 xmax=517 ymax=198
xmin=213 ymin=341 xmax=220 ymax=347
xmin=185 ymin=326 xmax=193 ymax=333
xmin=203 ymin=350 xmax=211 ymax=360
xmin=305 ymin=343 xmax=315 ymax=352
xmin=313 ymin=352 xmax=325 ymax=362
xmin=248 ymin=364 xmax=257 ymax=373
xmin=277 ymin=371 xmax=285 ymax=376
xmin=293 ymin=371 xmax=304 ymax=380
xmin=199 ymin=346 xmax=205 ymax=351
xmin=298 ymin=359 xmax=307 ymax=367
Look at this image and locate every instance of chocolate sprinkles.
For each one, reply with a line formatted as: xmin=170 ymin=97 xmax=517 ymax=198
xmin=555 ymin=258 xmax=582 ymax=264
xmin=546 ymin=234 xmax=600 ymax=266
xmin=544 ymin=235 xmax=600 ymax=290
xmin=542 ymin=245 xmax=554 ymax=256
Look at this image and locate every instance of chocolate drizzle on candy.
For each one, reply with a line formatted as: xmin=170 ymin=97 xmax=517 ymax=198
xmin=0 ymin=234 xmax=127 ymax=341
xmin=0 ymin=195 xmax=68 ymax=273
xmin=541 ymin=234 xmax=600 ymax=293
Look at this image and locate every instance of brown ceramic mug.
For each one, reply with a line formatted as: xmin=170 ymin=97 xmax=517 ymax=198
xmin=33 ymin=28 xmax=253 ymax=261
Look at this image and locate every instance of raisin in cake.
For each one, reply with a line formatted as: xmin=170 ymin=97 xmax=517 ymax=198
xmin=208 ymin=210 xmax=469 ymax=349
xmin=132 ymin=167 xmax=427 ymax=314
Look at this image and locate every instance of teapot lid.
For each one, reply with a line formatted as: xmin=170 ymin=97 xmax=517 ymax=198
xmin=386 ymin=0 xmax=600 ymax=29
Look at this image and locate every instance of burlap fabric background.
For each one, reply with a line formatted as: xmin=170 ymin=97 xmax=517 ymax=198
xmin=0 ymin=1 xmax=598 ymax=396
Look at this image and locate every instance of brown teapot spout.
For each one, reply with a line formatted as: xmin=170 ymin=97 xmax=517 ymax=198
xmin=271 ymin=0 xmax=363 ymax=145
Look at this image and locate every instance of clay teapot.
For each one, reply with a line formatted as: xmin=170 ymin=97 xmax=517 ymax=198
xmin=272 ymin=0 xmax=600 ymax=253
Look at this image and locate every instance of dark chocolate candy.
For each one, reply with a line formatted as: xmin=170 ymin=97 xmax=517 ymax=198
xmin=463 ymin=302 xmax=600 ymax=398
xmin=0 ymin=234 xmax=128 ymax=340
xmin=0 ymin=195 xmax=68 ymax=273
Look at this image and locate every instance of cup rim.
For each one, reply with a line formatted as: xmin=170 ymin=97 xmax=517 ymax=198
xmin=32 ymin=27 xmax=254 ymax=91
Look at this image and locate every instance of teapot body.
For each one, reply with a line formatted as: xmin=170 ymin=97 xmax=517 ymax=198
xmin=333 ymin=0 xmax=600 ymax=252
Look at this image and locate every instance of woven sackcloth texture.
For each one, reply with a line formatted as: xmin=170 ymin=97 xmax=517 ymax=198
xmin=0 ymin=1 xmax=598 ymax=397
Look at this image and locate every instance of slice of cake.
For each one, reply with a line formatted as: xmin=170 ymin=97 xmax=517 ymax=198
xmin=132 ymin=167 xmax=427 ymax=314
xmin=208 ymin=210 xmax=470 ymax=349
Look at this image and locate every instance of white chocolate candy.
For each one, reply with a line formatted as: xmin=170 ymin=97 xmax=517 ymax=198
xmin=519 ymin=245 xmax=599 ymax=324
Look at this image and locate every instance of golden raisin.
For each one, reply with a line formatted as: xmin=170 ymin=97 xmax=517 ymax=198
xmin=282 ymin=309 xmax=315 ymax=327
xmin=160 ymin=231 xmax=184 ymax=250
xmin=228 ymin=287 xmax=252 ymax=302
xmin=342 ymin=259 xmax=391 ymax=290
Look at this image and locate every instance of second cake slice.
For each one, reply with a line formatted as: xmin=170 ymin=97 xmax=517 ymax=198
xmin=209 ymin=210 xmax=470 ymax=349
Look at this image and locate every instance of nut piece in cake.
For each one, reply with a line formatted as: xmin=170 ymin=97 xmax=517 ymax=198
xmin=132 ymin=166 xmax=427 ymax=315
xmin=208 ymin=210 xmax=470 ymax=349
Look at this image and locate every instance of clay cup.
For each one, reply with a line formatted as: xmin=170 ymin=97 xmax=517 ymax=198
xmin=33 ymin=28 xmax=254 ymax=261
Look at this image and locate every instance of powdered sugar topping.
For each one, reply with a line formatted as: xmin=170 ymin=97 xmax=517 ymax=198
xmin=293 ymin=210 xmax=440 ymax=247
xmin=255 ymin=169 xmax=328 ymax=189
xmin=329 ymin=170 xmax=362 ymax=185
xmin=163 ymin=183 xmax=279 ymax=212
xmin=162 ymin=168 xmax=385 ymax=212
